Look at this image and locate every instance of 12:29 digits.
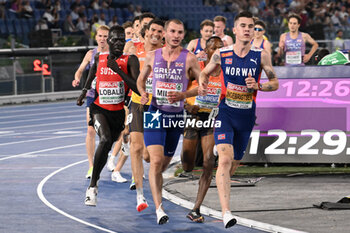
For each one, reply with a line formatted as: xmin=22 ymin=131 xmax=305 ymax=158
xmin=249 ymin=130 xmax=350 ymax=155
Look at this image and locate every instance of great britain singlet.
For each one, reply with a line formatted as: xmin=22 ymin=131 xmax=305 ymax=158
xmin=131 ymin=42 xmax=153 ymax=105
xmin=219 ymin=45 xmax=262 ymax=115
xmin=284 ymin=32 xmax=305 ymax=66
xmin=86 ymin=48 xmax=99 ymax=98
xmin=94 ymin=53 xmax=129 ymax=111
xmin=151 ymin=48 xmax=189 ymax=112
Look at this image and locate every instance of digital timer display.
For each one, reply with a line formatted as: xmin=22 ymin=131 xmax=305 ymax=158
xmin=243 ymin=76 xmax=350 ymax=163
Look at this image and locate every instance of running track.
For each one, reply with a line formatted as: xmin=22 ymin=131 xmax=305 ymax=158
xmin=0 ymin=101 xmax=265 ymax=233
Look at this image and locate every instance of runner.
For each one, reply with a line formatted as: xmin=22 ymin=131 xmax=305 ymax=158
xmin=182 ymin=36 xmax=224 ymax=223
xmin=251 ymin=19 xmax=272 ymax=55
xmin=128 ymin=18 xmax=165 ymax=212
xmin=137 ymin=19 xmax=201 ymax=224
xmin=72 ymin=25 xmax=109 ymax=179
xmin=186 ymin=19 xmax=214 ymax=61
xmin=77 ymin=25 xmax=140 ymax=206
xmin=278 ymin=13 xmax=318 ymax=66
xmin=213 ymin=16 xmax=233 ymax=46
xmin=199 ymin=11 xmax=279 ymax=228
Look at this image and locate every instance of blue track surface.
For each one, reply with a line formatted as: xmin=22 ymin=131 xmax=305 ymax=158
xmin=0 ymin=101 xmax=265 ymax=233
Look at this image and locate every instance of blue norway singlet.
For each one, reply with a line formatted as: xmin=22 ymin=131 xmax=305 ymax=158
xmin=219 ymin=45 xmax=262 ymax=116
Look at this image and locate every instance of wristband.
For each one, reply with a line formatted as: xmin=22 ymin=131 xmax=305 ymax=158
xmin=82 ymin=88 xmax=88 ymax=92
xmin=258 ymin=83 xmax=263 ymax=91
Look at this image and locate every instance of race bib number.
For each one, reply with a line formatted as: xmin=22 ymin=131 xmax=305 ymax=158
xmin=225 ymin=82 xmax=253 ymax=109
xmin=155 ymin=81 xmax=182 ymax=107
xmin=194 ymin=86 xmax=221 ymax=109
xmin=286 ymin=51 xmax=302 ymax=65
xmin=145 ymin=76 xmax=153 ymax=94
xmin=99 ymin=81 xmax=125 ymax=104
xmin=126 ymin=113 xmax=133 ymax=125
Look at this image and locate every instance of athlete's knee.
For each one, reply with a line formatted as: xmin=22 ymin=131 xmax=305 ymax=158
xmin=150 ymin=156 xmax=163 ymax=172
xmin=143 ymin=149 xmax=150 ymax=163
xmin=99 ymin=135 xmax=113 ymax=151
xmin=218 ymin=156 xmax=232 ymax=168
xmin=131 ymin=141 xmax=143 ymax=155
xmin=87 ymin=126 xmax=95 ymax=137
xmin=181 ymin=150 xmax=195 ymax=172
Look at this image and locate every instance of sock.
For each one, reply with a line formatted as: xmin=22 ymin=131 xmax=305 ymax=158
xmin=136 ymin=187 xmax=144 ymax=197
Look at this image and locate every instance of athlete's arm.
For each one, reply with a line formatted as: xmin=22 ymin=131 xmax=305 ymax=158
xmin=264 ymin=40 xmax=272 ymax=56
xmin=137 ymin=51 xmax=153 ymax=104
xmin=186 ymin=39 xmax=196 ymax=53
xmin=73 ymin=50 xmax=92 ymax=87
xmin=106 ymin=54 xmax=140 ymax=95
xmin=77 ymin=53 xmax=98 ymax=106
xmin=123 ymin=41 xmax=136 ymax=55
xmin=252 ymin=50 xmax=278 ymax=91
xmin=198 ymin=49 xmax=221 ymax=96
xmin=303 ymin=33 xmax=319 ymax=63
xmin=225 ymin=35 xmax=234 ymax=46
xmin=277 ymin=33 xmax=285 ymax=57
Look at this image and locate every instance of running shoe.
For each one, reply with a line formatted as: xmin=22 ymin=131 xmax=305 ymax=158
xmin=156 ymin=204 xmax=169 ymax=225
xmin=85 ymin=186 xmax=98 ymax=206
xmin=85 ymin=167 xmax=93 ymax=179
xmin=106 ymin=155 xmax=115 ymax=172
xmin=136 ymin=195 xmax=149 ymax=212
xmin=121 ymin=141 xmax=130 ymax=156
xmin=111 ymin=171 xmax=127 ymax=183
xmin=223 ymin=211 xmax=237 ymax=228
xmin=129 ymin=176 xmax=136 ymax=190
xmin=186 ymin=209 xmax=204 ymax=223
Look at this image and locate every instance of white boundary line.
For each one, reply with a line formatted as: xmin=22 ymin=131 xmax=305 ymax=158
xmin=36 ymin=159 xmax=117 ymax=233
xmin=0 ymin=120 xmax=85 ymax=130
xmin=0 ymin=114 xmax=83 ymax=125
xmin=0 ymin=134 xmax=84 ymax=146
xmin=0 ymin=109 xmax=84 ymax=120
xmin=162 ymin=189 xmax=307 ymax=233
xmin=0 ymin=126 xmax=85 ymax=137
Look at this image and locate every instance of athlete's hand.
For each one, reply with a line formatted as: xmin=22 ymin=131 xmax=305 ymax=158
xmin=107 ymin=55 xmax=120 ymax=73
xmin=196 ymin=51 xmax=207 ymax=61
xmin=245 ymin=73 xmax=258 ymax=90
xmin=77 ymin=89 xmax=87 ymax=106
xmin=140 ymin=92 xmax=149 ymax=105
xmin=167 ymin=91 xmax=184 ymax=103
xmin=303 ymin=54 xmax=311 ymax=63
xmin=198 ymin=82 xmax=208 ymax=96
xmin=72 ymin=79 xmax=80 ymax=87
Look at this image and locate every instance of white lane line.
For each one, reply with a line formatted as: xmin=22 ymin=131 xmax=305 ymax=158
xmin=37 ymin=159 xmax=117 ymax=233
xmin=0 ymin=126 xmax=85 ymax=138
xmin=0 ymin=104 xmax=77 ymax=114
xmin=0 ymin=120 xmax=85 ymax=130
xmin=0 ymin=109 xmax=85 ymax=120
xmin=0 ymin=115 xmax=83 ymax=125
xmin=163 ymin=189 xmax=307 ymax=233
xmin=0 ymin=134 xmax=84 ymax=146
xmin=0 ymin=143 xmax=85 ymax=161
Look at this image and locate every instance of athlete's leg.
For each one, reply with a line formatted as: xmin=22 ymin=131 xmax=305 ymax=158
xmin=181 ymin=130 xmax=199 ymax=172
xmin=216 ymin=143 xmax=234 ymax=215
xmin=89 ymin=113 xmax=120 ymax=188
xmin=130 ymin=131 xmax=145 ymax=189
xmin=86 ymin=107 xmax=95 ymax=169
xmin=193 ymin=133 xmax=216 ymax=210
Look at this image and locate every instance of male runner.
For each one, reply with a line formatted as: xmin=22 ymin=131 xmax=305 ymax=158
xmin=72 ymin=25 xmax=109 ymax=179
xmin=137 ymin=19 xmax=201 ymax=224
xmin=77 ymin=25 xmax=140 ymax=206
xmin=186 ymin=19 xmax=214 ymax=60
xmin=182 ymin=36 xmax=224 ymax=223
xmin=128 ymin=19 xmax=165 ymax=212
xmin=199 ymin=11 xmax=279 ymax=228
xmin=213 ymin=16 xmax=233 ymax=46
xmin=278 ymin=13 xmax=318 ymax=66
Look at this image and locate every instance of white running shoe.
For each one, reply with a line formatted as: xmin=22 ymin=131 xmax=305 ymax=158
xmin=111 ymin=171 xmax=127 ymax=183
xmin=107 ymin=155 xmax=115 ymax=172
xmin=85 ymin=187 xmax=98 ymax=206
xmin=136 ymin=195 xmax=149 ymax=212
xmin=223 ymin=211 xmax=237 ymax=228
xmin=156 ymin=203 xmax=169 ymax=225
xmin=121 ymin=142 xmax=130 ymax=156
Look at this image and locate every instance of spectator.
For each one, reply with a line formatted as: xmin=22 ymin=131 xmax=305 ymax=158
xmin=70 ymin=5 xmax=80 ymax=22
xmin=108 ymin=15 xmax=119 ymax=27
xmin=22 ymin=0 xmax=33 ymax=18
xmin=63 ymin=14 xmax=78 ymax=34
xmin=101 ymin=0 xmax=111 ymax=9
xmin=43 ymin=6 xmax=55 ymax=28
xmin=98 ymin=13 xmax=106 ymax=25
xmin=134 ymin=5 xmax=142 ymax=17
xmin=90 ymin=15 xmax=101 ymax=39
xmin=333 ymin=29 xmax=345 ymax=51
xmin=35 ymin=18 xmax=49 ymax=31
xmin=54 ymin=0 xmax=61 ymax=12
xmin=77 ymin=14 xmax=90 ymax=36
xmin=90 ymin=0 xmax=100 ymax=10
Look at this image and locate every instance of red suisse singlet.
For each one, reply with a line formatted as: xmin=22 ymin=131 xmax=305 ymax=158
xmin=94 ymin=53 xmax=129 ymax=111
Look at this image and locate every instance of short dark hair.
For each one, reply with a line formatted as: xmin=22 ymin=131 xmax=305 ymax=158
xmin=132 ymin=16 xmax=140 ymax=25
xmin=234 ymin=11 xmax=253 ymax=24
xmin=288 ymin=13 xmax=301 ymax=24
xmin=206 ymin=36 xmax=222 ymax=46
xmin=214 ymin=15 xmax=227 ymax=25
xmin=200 ymin=19 xmax=214 ymax=30
xmin=122 ymin=21 xmax=133 ymax=29
xmin=139 ymin=12 xmax=156 ymax=23
xmin=254 ymin=20 xmax=266 ymax=30
xmin=164 ymin=19 xmax=184 ymax=31
xmin=109 ymin=25 xmax=124 ymax=35
xmin=147 ymin=18 xmax=165 ymax=30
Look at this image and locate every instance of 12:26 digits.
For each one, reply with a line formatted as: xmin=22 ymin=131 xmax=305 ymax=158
xmin=249 ymin=129 xmax=350 ymax=156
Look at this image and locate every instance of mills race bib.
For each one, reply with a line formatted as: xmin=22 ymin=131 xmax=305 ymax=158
xmin=225 ymin=82 xmax=253 ymax=109
xmin=286 ymin=51 xmax=302 ymax=65
xmin=99 ymin=81 xmax=125 ymax=104
xmin=155 ymin=81 xmax=183 ymax=107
